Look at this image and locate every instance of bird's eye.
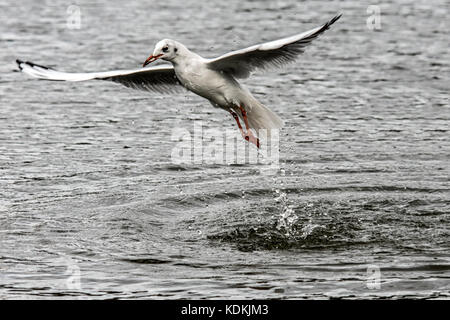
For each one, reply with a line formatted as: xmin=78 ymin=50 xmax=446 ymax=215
xmin=162 ymin=46 xmax=169 ymax=52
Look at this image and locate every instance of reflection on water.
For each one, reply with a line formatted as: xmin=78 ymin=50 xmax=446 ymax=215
xmin=0 ymin=0 xmax=449 ymax=299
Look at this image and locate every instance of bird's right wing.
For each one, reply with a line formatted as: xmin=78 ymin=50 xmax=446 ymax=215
xmin=16 ymin=59 xmax=184 ymax=94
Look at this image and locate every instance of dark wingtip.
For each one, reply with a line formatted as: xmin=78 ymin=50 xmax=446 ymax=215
xmin=16 ymin=59 xmax=24 ymax=70
xmin=327 ymin=13 xmax=343 ymax=27
xmin=16 ymin=59 xmax=55 ymax=73
xmin=28 ymin=61 xmax=51 ymax=70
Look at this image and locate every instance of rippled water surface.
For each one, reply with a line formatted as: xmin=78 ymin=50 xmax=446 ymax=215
xmin=0 ymin=0 xmax=449 ymax=299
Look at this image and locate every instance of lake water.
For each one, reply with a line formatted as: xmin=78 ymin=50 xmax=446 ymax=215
xmin=0 ymin=0 xmax=449 ymax=299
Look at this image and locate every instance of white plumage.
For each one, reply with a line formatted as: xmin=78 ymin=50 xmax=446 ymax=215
xmin=17 ymin=14 xmax=342 ymax=148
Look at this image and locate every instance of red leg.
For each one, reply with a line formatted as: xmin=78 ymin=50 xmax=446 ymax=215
xmin=239 ymin=106 xmax=250 ymax=131
xmin=238 ymin=106 xmax=260 ymax=148
xmin=229 ymin=109 xmax=245 ymax=138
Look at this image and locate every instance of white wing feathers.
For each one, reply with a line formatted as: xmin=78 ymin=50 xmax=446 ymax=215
xmin=207 ymin=14 xmax=342 ymax=78
xmin=16 ymin=59 xmax=183 ymax=94
xmin=16 ymin=14 xmax=341 ymax=91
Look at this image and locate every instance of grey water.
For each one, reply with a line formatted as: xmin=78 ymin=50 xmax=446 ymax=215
xmin=0 ymin=0 xmax=449 ymax=299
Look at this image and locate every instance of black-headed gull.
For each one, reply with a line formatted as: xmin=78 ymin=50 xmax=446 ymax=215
xmin=17 ymin=14 xmax=341 ymax=148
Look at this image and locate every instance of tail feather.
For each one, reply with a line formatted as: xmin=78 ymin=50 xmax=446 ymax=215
xmin=244 ymin=98 xmax=283 ymax=133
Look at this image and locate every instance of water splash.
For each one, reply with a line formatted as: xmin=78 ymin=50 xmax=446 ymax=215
xmin=274 ymin=189 xmax=298 ymax=237
xmin=300 ymin=223 xmax=326 ymax=239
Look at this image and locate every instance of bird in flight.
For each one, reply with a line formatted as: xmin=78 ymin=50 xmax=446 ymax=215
xmin=17 ymin=14 xmax=341 ymax=148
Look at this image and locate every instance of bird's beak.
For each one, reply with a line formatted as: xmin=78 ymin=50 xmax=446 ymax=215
xmin=143 ymin=54 xmax=163 ymax=67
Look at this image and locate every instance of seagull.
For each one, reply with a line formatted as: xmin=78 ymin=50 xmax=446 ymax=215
xmin=16 ymin=14 xmax=341 ymax=148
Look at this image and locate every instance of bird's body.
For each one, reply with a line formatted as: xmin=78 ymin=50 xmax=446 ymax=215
xmin=17 ymin=14 xmax=342 ymax=148
xmin=173 ymin=52 xmax=236 ymax=105
xmin=162 ymin=42 xmax=274 ymax=128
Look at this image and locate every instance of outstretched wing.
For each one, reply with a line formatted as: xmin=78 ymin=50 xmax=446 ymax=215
xmin=16 ymin=59 xmax=184 ymax=94
xmin=206 ymin=14 xmax=342 ymax=78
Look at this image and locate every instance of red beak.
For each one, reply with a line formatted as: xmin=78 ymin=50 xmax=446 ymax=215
xmin=143 ymin=54 xmax=163 ymax=67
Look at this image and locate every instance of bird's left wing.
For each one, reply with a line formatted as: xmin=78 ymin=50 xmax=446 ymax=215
xmin=16 ymin=59 xmax=184 ymax=94
xmin=206 ymin=14 xmax=342 ymax=79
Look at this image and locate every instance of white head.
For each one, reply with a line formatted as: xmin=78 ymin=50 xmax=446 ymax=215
xmin=143 ymin=39 xmax=181 ymax=67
